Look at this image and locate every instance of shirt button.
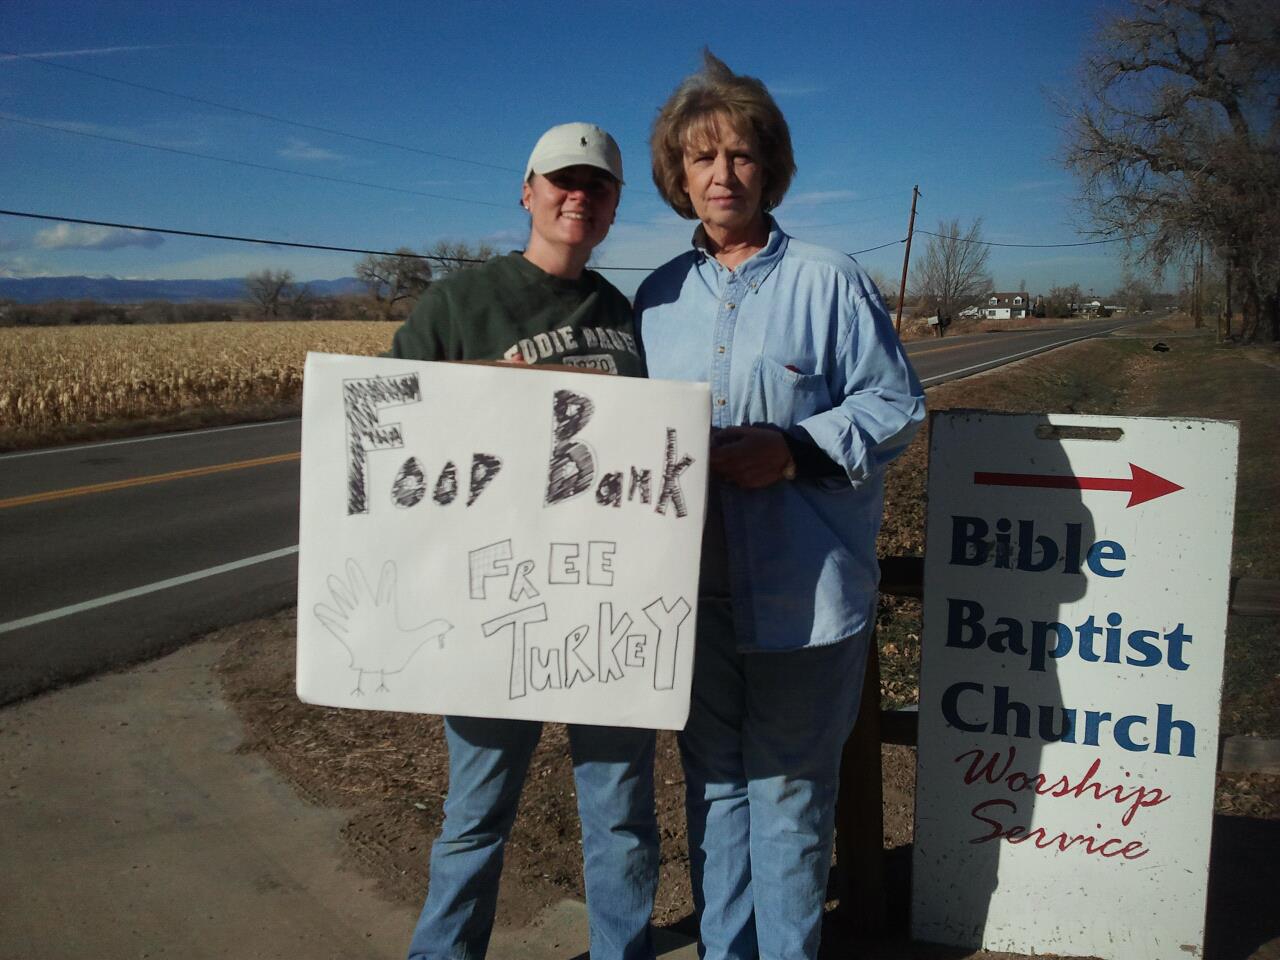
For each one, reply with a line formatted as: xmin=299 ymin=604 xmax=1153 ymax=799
xmin=716 ymin=397 xmax=727 ymax=406
xmin=717 ymin=345 xmax=726 ymax=353
xmin=726 ymin=302 xmax=736 ymax=310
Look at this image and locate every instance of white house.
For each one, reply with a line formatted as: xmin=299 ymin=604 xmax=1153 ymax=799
xmin=984 ymin=291 xmax=1031 ymax=320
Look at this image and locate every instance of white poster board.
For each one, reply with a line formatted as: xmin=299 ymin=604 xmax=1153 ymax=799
xmin=295 ymin=353 xmax=709 ymax=730
xmin=912 ymin=412 xmax=1239 ymax=960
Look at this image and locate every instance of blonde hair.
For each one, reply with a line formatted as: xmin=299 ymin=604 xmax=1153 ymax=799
xmin=650 ymin=50 xmax=796 ymax=219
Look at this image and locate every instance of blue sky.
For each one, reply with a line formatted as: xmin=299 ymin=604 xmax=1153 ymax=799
xmin=0 ymin=0 xmax=1141 ymax=298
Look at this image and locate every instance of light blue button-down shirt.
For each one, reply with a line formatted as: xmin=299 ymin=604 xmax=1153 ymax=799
xmin=635 ymin=218 xmax=925 ymax=651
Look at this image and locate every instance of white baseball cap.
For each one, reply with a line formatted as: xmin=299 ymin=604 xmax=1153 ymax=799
xmin=524 ymin=122 xmax=624 ymax=184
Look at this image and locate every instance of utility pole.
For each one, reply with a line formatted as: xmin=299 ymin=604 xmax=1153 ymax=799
xmin=895 ymin=185 xmax=920 ymax=336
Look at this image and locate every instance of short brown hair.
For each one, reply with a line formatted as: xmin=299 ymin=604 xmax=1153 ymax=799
xmin=650 ymin=50 xmax=797 ymax=219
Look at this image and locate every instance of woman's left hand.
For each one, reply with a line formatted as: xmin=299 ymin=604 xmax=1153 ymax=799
xmin=709 ymin=426 xmax=794 ymax=488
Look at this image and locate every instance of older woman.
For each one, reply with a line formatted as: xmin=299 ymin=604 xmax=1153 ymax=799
xmin=394 ymin=122 xmax=657 ymax=960
xmin=635 ymin=55 xmax=925 ymax=959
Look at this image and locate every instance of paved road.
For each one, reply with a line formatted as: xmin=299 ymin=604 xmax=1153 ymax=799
xmin=0 ymin=318 xmax=1133 ymax=702
xmin=900 ymin=317 xmax=1131 ymax=387
xmin=0 ymin=422 xmax=302 ymax=702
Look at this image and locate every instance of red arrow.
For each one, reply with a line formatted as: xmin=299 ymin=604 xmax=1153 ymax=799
xmin=973 ymin=462 xmax=1183 ymax=508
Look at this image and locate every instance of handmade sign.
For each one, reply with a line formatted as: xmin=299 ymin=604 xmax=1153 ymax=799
xmin=296 ymin=353 xmax=710 ymax=730
xmin=912 ymin=412 xmax=1238 ymax=960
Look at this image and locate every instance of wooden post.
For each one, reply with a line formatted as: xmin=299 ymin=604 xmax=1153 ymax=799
xmin=894 ymin=186 xmax=920 ymax=336
xmin=1223 ymin=248 xmax=1234 ymax=340
xmin=835 ymin=638 xmax=887 ymax=934
xmin=1195 ymin=240 xmax=1205 ymax=329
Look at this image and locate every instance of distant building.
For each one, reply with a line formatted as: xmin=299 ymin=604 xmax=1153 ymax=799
xmin=984 ymin=291 xmax=1031 ymax=320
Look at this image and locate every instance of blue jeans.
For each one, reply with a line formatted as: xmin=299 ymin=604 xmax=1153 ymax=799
xmin=405 ymin=715 xmax=658 ymax=960
xmin=680 ymin=597 xmax=868 ymax=960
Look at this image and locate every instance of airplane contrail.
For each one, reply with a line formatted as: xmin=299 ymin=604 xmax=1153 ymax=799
xmin=0 ymin=45 xmax=173 ymax=62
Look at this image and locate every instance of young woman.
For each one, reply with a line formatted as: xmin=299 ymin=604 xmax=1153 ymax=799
xmin=394 ymin=122 xmax=657 ymax=960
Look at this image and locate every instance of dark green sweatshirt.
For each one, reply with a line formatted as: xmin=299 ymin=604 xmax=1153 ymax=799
xmin=390 ymin=252 xmax=645 ymax=376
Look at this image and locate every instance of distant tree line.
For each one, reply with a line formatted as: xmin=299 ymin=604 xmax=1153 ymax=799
xmin=0 ymin=299 xmax=242 ymax=327
xmin=0 ymin=240 xmax=499 ymax=327
xmin=352 ymin=240 xmax=496 ymax=320
xmin=243 ymin=239 xmax=497 ymax=322
xmin=880 ymin=213 xmax=1184 ymax=335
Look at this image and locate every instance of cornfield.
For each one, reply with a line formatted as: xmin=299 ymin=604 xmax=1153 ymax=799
xmin=0 ymin=321 xmax=396 ymax=442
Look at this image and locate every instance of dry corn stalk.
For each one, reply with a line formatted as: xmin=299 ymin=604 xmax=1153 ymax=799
xmin=0 ymin=320 xmax=396 ymax=437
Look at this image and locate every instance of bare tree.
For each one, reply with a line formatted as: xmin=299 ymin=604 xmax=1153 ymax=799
xmin=244 ymin=269 xmax=297 ymax=318
xmin=865 ymin=268 xmax=899 ymax=311
xmin=354 ymin=248 xmax=432 ymax=320
xmin=1044 ymin=284 xmax=1083 ymax=318
xmin=910 ymin=218 xmax=993 ymax=322
xmin=1114 ymin=270 xmax=1154 ymax=314
xmin=1061 ymin=0 xmax=1280 ymax=341
xmin=287 ymin=280 xmax=316 ymax=318
xmin=425 ymin=240 xmax=497 ymax=280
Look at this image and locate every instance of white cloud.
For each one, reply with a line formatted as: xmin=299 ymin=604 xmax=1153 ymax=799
xmin=586 ymin=219 xmax=696 ymax=295
xmin=779 ymin=190 xmax=867 ymax=207
xmin=0 ymin=256 xmax=52 ymax=278
xmin=279 ymin=138 xmax=346 ymax=163
xmin=780 ymin=210 xmax=901 ymax=231
xmin=479 ymin=228 xmax=527 ymax=249
xmin=111 ymin=248 xmax=352 ymax=281
xmin=34 ymin=224 xmax=165 ymax=251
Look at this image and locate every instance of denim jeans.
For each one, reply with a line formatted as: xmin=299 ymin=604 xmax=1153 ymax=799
xmin=405 ymin=715 xmax=658 ymax=960
xmin=680 ymin=597 xmax=869 ymax=960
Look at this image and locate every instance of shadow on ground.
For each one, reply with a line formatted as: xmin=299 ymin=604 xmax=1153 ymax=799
xmin=787 ymin=820 xmax=1280 ymax=960
xmin=1205 ymin=815 xmax=1280 ymax=960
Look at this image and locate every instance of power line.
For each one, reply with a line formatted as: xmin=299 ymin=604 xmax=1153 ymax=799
xmin=0 ymin=114 xmax=514 ymax=211
xmin=0 ymin=209 xmax=1128 ymax=273
xmin=914 ymin=228 xmax=1139 ymax=249
xmin=0 ymin=208 xmax=651 ymax=269
xmin=0 ymin=46 xmax=520 ymax=174
xmin=847 ymin=238 xmax=905 ymax=256
xmin=3 ymin=47 xmax=925 ymax=214
xmin=0 ymin=209 xmax=481 ymax=263
xmin=0 ymin=208 xmax=905 ymax=271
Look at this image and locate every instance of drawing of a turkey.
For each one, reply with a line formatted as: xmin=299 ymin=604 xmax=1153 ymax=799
xmin=313 ymin=559 xmax=453 ymax=695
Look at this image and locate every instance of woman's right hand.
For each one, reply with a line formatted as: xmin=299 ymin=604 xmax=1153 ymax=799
xmin=710 ymin=426 xmax=795 ymax=488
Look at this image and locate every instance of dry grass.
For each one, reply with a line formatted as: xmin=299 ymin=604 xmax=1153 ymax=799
xmin=875 ymin=315 xmax=1280 ymax=750
xmin=0 ymin=320 xmax=395 ymax=450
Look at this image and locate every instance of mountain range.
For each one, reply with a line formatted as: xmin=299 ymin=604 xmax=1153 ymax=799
xmin=0 ymin=275 xmax=364 ymax=305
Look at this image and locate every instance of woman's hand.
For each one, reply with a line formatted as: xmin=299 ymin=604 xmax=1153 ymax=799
xmin=710 ymin=426 xmax=795 ymax=488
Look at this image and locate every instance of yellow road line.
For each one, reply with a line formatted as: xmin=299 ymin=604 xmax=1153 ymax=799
xmin=906 ymin=340 xmax=975 ymax=356
xmin=0 ymin=452 xmax=301 ymax=510
xmin=908 ymin=329 xmax=1052 ymax=356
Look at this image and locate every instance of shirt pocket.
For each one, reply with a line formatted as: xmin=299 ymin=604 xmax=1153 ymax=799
xmin=746 ymin=356 xmax=829 ymax=427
